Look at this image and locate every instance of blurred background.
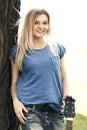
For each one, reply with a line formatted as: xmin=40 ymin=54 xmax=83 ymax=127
xmin=21 ymin=0 xmax=87 ymax=115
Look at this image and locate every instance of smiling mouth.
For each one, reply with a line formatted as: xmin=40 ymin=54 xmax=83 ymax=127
xmin=36 ymin=30 xmax=45 ymax=33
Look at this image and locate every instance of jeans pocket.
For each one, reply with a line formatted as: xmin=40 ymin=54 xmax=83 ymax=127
xmin=50 ymin=112 xmax=64 ymax=124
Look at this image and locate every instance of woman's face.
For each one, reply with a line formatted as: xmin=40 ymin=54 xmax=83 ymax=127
xmin=32 ymin=14 xmax=49 ymax=38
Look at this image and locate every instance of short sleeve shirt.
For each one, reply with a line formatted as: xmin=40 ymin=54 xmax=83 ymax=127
xmin=9 ymin=43 xmax=66 ymax=113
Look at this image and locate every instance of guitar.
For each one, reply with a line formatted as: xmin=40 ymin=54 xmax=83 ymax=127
xmin=64 ymin=96 xmax=75 ymax=130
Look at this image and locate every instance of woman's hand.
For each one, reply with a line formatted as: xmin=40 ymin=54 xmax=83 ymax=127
xmin=13 ymin=98 xmax=28 ymax=124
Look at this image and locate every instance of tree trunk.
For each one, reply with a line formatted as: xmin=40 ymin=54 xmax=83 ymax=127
xmin=0 ymin=0 xmax=20 ymax=130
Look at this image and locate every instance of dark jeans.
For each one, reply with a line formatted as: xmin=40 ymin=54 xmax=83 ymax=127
xmin=21 ymin=105 xmax=64 ymax=130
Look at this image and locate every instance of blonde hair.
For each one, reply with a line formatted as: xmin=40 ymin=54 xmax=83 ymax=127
xmin=15 ymin=9 xmax=51 ymax=70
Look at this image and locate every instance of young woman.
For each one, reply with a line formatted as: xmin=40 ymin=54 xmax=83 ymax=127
xmin=9 ymin=8 xmax=69 ymax=130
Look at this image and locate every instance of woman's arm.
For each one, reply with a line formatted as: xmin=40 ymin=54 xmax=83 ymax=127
xmin=10 ymin=62 xmax=19 ymax=101
xmin=10 ymin=62 xmax=28 ymax=124
xmin=60 ymin=56 xmax=70 ymax=100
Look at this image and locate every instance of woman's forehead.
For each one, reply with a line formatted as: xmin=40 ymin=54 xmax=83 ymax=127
xmin=34 ymin=14 xmax=48 ymax=21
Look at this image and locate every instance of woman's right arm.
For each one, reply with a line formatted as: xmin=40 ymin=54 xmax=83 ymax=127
xmin=11 ymin=62 xmax=28 ymax=124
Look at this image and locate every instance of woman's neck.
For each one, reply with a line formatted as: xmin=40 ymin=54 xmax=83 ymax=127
xmin=33 ymin=38 xmax=47 ymax=49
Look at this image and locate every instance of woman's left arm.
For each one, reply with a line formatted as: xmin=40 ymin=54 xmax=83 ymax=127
xmin=60 ymin=55 xmax=70 ymax=100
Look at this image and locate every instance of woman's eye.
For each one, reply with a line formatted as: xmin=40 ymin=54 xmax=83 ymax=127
xmin=34 ymin=21 xmax=39 ymax=25
xmin=34 ymin=21 xmax=48 ymax=25
xmin=43 ymin=22 xmax=48 ymax=25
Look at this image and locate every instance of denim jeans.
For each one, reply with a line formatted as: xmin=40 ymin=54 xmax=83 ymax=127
xmin=21 ymin=105 xmax=64 ymax=130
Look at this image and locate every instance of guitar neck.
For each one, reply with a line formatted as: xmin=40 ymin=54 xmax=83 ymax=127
xmin=66 ymin=119 xmax=73 ymax=130
xmin=64 ymin=96 xmax=75 ymax=130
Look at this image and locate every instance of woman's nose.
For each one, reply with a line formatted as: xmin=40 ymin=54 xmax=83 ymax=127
xmin=39 ymin=23 xmax=43 ymax=28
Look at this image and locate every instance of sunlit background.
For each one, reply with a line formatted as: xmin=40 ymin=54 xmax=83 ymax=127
xmin=20 ymin=0 xmax=87 ymax=115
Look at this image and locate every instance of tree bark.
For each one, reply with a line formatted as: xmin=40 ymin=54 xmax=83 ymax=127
xmin=0 ymin=0 xmax=20 ymax=130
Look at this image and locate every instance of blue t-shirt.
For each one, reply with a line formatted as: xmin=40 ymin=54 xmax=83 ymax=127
xmin=9 ymin=43 xmax=66 ymax=114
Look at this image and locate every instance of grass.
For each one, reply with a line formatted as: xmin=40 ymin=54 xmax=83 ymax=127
xmin=64 ymin=114 xmax=87 ymax=130
xmin=73 ymin=114 xmax=87 ymax=130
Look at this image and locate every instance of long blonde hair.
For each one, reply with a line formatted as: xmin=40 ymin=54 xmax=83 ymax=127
xmin=16 ymin=8 xmax=51 ymax=70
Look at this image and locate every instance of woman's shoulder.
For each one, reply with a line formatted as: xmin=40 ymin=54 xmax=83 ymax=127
xmin=10 ymin=44 xmax=17 ymax=51
xmin=53 ymin=41 xmax=65 ymax=48
xmin=9 ymin=43 xmax=17 ymax=62
xmin=53 ymin=41 xmax=66 ymax=58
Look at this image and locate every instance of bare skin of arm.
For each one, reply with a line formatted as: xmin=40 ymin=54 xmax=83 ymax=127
xmin=10 ymin=62 xmax=28 ymax=124
xmin=60 ymin=56 xmax=70 ymax=100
